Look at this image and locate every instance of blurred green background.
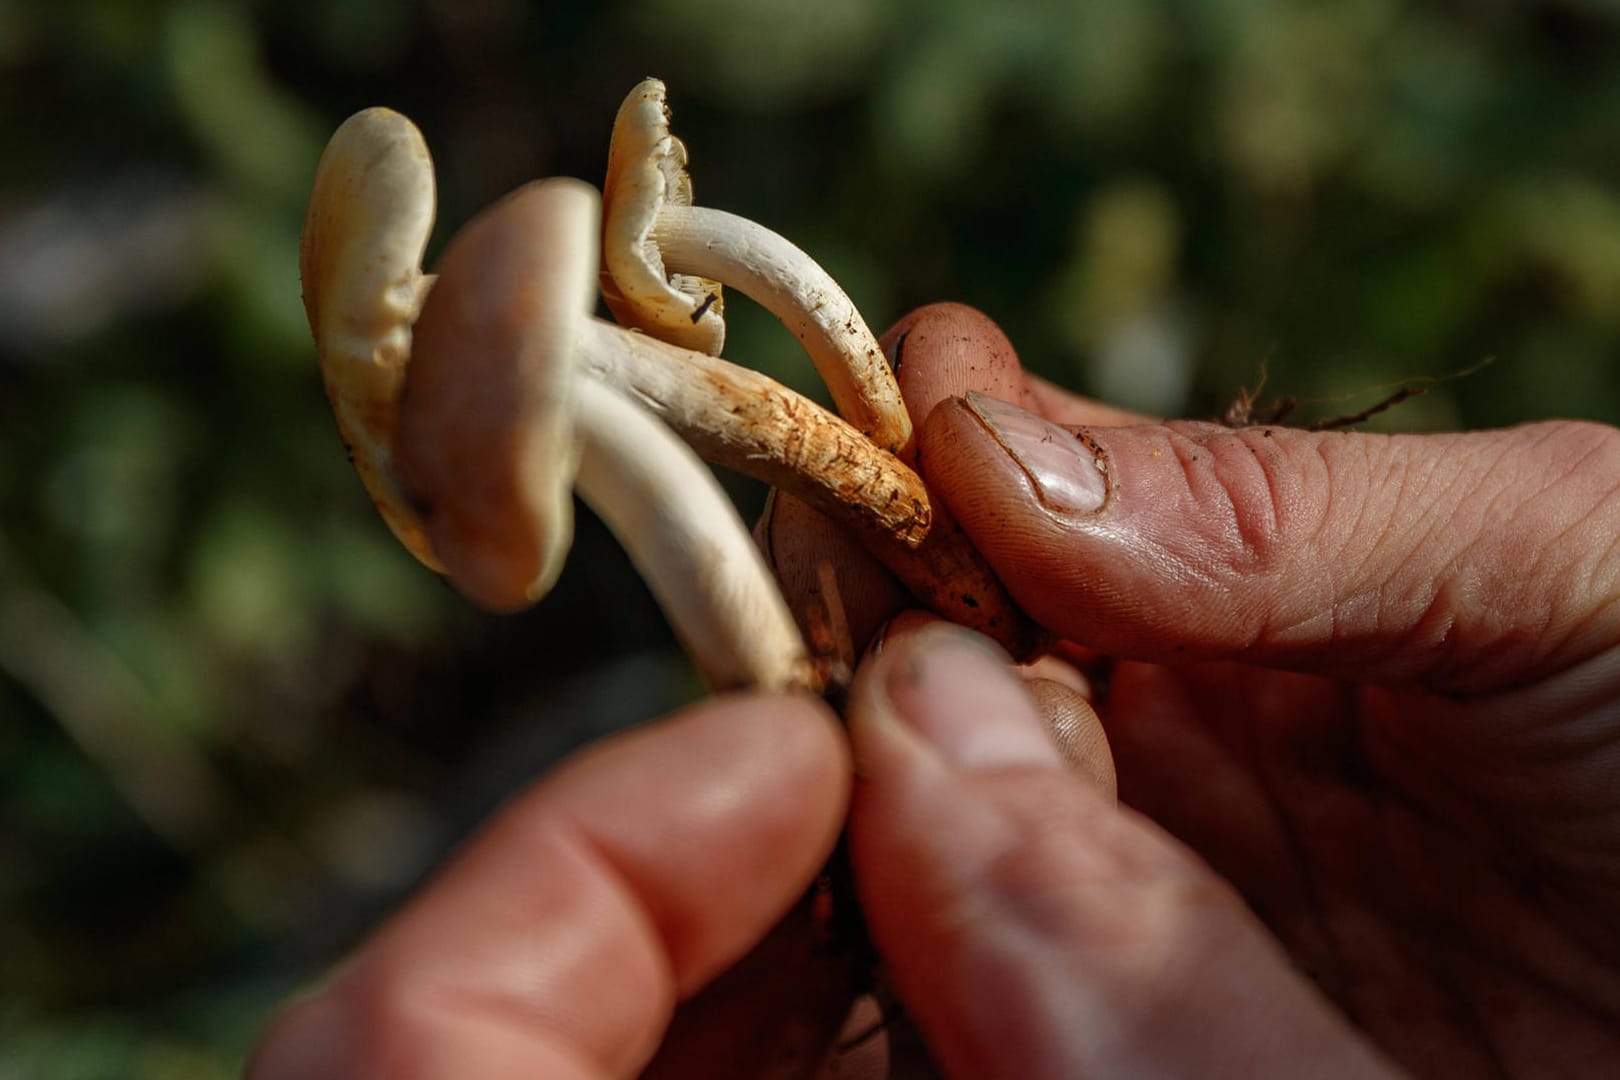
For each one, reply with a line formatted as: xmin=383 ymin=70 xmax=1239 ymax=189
xmin=3 ymin=0 xmax=1619 ymax=1074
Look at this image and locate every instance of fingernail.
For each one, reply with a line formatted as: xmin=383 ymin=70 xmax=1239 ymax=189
xmin=878 ymin=625 xmax=1064 ymax=769
xmin=965 ymin=391 xmax=1109 ymax=514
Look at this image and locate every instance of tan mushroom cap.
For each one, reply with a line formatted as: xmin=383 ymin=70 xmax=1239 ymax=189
xmin=299 ymin=107 xmax=443 ymax=571
xmin=394 ymin=179 xmax=599 ymax=611
xmin=600 ymin=77 xmax=726 ymax=355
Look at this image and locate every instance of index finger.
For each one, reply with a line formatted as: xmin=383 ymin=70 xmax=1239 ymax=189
xmin=248 ymin=694 xmax=849 ymax=1080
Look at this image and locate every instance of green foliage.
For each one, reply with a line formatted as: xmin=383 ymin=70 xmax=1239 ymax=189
xmin=3 ymin=0 xmax=1619 ymax=1072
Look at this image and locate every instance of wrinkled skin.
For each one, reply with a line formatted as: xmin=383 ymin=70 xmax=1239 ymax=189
xmin=808 ymin=304 xmax=1620 ymax=1076
xmin=250 ymin=304 xmax=1620 ymax=1079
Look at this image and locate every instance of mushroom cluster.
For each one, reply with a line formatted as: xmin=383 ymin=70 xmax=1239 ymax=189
xmin=299 ymin=79 xmax=1043 ymax=696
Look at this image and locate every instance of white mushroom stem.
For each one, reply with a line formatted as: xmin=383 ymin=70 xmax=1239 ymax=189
xmin=572 ymin=376 xmax=812 ymax=692
xmin=601 ymin=78 xmax=912 ymax=456
xmin=576 ymin=316 xmax=930 ymax=547
xmin=652 ymin=203 xmax=911 ymax=456
xmin=394 ymin=178 xmax=818 ymax=690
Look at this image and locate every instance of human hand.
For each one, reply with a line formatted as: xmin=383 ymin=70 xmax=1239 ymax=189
xmin=245 ymin=692 xmax=854 ymax=1079
xmin=241 ymin=616 xmax=1392 ymax=1080
xmin=248 ymin=301 xmax=1620 ymax=1079
xmin=763 ymin=303 xmax=1620 ymax=1076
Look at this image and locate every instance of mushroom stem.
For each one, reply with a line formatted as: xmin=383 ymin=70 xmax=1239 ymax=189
xmin=572 ymin=377 xmax=814 ymax=692
xmin=578 ymin=318 xmax=929 ymax=546
xmin=601 ymin=77 xmax=912 ymax=456
xmin=651 ymin=204 xmax=910 ymax=455
xmin=393 ymin=177 xmax=816 ymax=691
xmin=577 ymin=318 xmax=1048 ymax=659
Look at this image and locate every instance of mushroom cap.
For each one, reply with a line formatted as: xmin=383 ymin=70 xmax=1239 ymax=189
xmin=600 ymin=78 xmax=727 ymax=355
xmin=300 ymin=106 xmax=443 ymax=570
xmin=394 ymin=178 xmax=601 ymax=611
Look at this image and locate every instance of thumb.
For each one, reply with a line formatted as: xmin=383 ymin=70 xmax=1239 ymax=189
xmin=922 ymin=394 xmax=1620 ymax=694
xmin=846 ymin=624 xmax=1395 ymax=1079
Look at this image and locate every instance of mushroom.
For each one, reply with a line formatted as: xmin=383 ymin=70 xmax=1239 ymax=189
xmin=586 ymin=329 xmax=1043 ymax=657
xmin=393 ymin=177 xmax=813 ymax=692
xmin=302 ymin=105 xmax=1044 ymax=659
xmin=299 ymin=107 xmax=442 ymax=571
xmin=596 ymin=80 xmax=1045 ymax=656
xmin=297 ymin=96 xmax=1032 ymax=1080
xmin=602 ymin=78 xmax=912 ymax=457
xmin=301 ymin=109 xmax=927 ymax=550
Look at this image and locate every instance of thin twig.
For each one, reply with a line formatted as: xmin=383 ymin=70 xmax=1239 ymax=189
xmin=1225 ymin=356 xmax=1496 ymax=430
xmin=1308 ymin=386 xmax=1426 ymax=430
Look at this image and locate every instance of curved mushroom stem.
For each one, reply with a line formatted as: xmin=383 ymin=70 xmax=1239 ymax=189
xmin=602 ymin=78 xmax=912 ymax=457
xmin=652 ymin=204 xmax=911 ymax=456
xmin=573 ymin=377 xmax=815 ymax=693
xmin=576 ymin=317 xmax=1048 ymax=660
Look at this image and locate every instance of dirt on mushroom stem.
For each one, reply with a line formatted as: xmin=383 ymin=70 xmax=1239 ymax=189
xmin=649 ymin=202 xmax=912 ymax=456
xmin=579 ymin=323 xmax=1048 ymax=660
xmin=584 ymin=326 xmax=931 ymax=543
